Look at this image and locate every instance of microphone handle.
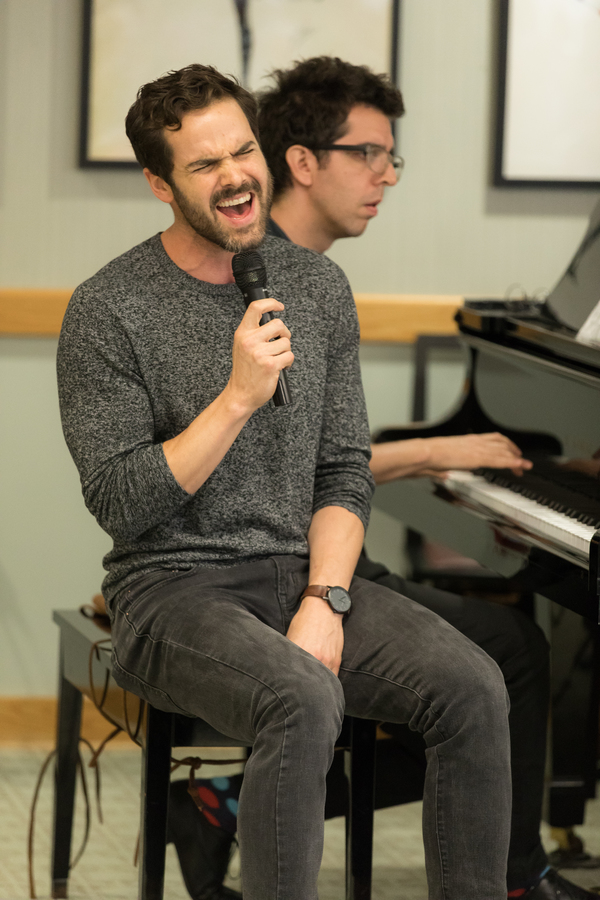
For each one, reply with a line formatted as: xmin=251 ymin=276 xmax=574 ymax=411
xmin=242 ymin=285 xmax=292 ymax=407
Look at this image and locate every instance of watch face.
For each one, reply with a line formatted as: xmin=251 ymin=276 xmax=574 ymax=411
xmin=328 ymin=586 xmax=352 ymax=614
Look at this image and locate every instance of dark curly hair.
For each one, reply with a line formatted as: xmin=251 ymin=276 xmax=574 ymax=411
xmin=125 ymin=63 xmax=259 ymax=183
xmin=258 ymin=57 xmax=404 ymax=197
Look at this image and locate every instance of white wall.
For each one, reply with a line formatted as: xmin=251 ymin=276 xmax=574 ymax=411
xmin=1 ymin=0 xmax=598 ymax=694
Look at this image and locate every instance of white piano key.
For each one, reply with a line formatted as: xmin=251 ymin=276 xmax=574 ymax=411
xmin=443 ymin=470 xmax=598 ymax=560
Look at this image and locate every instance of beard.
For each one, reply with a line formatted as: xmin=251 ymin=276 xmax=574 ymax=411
xmin=170 ymin=172 xmax=273 ymax=253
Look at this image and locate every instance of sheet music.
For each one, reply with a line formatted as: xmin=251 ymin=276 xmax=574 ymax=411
xmin=576 ymin=297 xmax=600 ymax=347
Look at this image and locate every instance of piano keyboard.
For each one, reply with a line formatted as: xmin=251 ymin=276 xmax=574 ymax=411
xmin=443 ymin=470 xmax=599 ymax=562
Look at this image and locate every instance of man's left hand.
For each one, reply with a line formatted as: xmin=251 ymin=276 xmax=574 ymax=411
xmin=286 ymin=595 xmax=345 ymax=676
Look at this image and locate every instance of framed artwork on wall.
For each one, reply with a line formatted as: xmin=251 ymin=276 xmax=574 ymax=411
xmin=79 ymin=0 xmax=400 ymax=167
xmin=494 ymin=0 xmax=600 ymax=188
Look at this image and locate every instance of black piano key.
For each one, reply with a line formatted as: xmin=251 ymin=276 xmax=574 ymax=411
xmin=478 ymin=463 xmax=600 ymax=529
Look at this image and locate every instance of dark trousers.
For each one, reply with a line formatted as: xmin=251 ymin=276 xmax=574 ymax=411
xmin=109 ymin=555 xmax=511 ymax=900
xmin=354 ymin=554 xmax=550 ymax=890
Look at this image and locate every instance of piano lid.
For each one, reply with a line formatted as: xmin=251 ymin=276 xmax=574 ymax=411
xmin=544 ymin=197 xmax=600 ymax=331
xmin=457 ymin=198 xmax=600 ymax=381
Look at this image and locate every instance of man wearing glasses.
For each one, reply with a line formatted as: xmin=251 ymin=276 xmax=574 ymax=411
xmin=252 ymin=55 xmax=594 ymax=900
xmin=260 ymin=57 xmax=532 ymax=479
xmin=261 ymin=61 xmax=404 ymax=253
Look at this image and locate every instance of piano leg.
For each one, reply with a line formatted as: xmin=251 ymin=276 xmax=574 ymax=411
xmin=548 ymin=606 xmax=600 ymax=829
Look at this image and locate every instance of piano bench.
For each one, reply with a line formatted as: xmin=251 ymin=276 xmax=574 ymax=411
xmin=51 ymin=608 xmax=377 ymax=900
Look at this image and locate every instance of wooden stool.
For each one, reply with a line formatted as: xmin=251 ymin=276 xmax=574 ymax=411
xmin=52 ymin=609 xmax=376 ymax=900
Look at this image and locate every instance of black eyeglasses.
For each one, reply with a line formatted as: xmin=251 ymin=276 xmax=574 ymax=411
xmin=311 ymin=143 xmax=404 ymax=178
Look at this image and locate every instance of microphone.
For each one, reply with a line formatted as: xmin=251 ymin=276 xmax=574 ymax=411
xmin=231 ymin=249 xmax=292 ymax=407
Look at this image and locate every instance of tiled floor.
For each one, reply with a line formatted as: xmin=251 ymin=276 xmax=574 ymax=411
xmin=1 ymin=746 xmax=600 ymax=900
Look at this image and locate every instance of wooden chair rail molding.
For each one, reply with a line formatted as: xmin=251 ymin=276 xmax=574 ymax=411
xmin=0 ymin=288 xmax=73 ymax=336
xmin=354 ymin=293 xmax=462 ymax=342
xmin=0 ymin=288 xmax=462 ymax=342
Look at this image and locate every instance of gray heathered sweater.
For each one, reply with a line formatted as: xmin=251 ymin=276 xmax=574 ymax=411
xmin=57 ymin=233 xmax=374 ymax=603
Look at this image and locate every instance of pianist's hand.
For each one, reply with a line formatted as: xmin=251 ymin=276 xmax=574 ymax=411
xmin=425 ymin=433 xmax=532 ymax=476
xmin=370 ymin=432 xmax=532 ymax=483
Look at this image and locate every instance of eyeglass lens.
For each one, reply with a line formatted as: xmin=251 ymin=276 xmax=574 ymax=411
xmin=366 ymin=147 xmax=403 ymax=175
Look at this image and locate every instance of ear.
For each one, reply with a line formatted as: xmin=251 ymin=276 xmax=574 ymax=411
xmin=143 ymin=168 xmax=175 ymax=205
xmin=284 ymin=145 xmax=319 ymax=189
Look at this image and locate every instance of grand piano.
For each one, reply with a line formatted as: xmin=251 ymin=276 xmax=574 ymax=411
xmin=372 ymin=198 xmax=600 ymax=833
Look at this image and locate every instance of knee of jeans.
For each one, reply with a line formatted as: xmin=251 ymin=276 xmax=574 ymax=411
xmin=277 ymin=662 xmax=345 ymax=746
xmin=432 ymin=642 xmax=508 ymax=723
xmin=254 ymin=659 xmax=344 ymax=742
xmin=295 ymin=664 xmax=345 ymax=732
xmin=468 ymin=649 xmax=510 ymax=720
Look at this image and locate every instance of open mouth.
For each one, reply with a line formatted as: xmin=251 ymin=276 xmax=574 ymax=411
xmin=364 ymin=199 xmax=381 ymax=215
xmin=215 ymin=191 xmax=254 ymax=221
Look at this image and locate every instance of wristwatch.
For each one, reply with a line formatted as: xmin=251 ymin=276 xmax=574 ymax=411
xmin=301 ymin=584 xmax=352 ymax=616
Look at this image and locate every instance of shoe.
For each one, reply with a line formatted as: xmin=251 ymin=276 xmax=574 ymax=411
xmin=525 ymin=869 xmax=600 ymax=900
xmin=167 ymin=779 xmax=242 ymax=900
xmin=549 ymin=850 xmax=600 ymax=871
xmin=549 ymin=828 xmax=600 ymax=870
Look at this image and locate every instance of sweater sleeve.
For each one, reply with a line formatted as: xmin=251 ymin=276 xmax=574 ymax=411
xmin=57 ymin=286 xmax=191 ymax=542
xmin=312 ymin=273 xmax=375 ymax=530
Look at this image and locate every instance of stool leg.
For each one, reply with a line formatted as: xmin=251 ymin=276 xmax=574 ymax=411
xmin=345 ymin=718 xmax=376 ymax=900
xmin=139 ymin=705 xmax=172 ymax=900
xmin=51 ymin=663 xmax=83 ymax=899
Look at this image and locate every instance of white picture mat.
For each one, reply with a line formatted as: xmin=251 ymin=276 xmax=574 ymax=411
xmin=86 ymin=0 xmax=393 ymax=163
xmin=502 ymin=0 xmax=600 ymax=182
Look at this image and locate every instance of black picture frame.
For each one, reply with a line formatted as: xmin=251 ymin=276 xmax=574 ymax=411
xmin=494 ymin=0 xmax=600 ymax=190
xmin=79 ymin=0 xmax=401 ymax=169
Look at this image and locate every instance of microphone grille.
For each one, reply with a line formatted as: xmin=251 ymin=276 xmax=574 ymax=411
xmin=231 ymin=250 xmax=267 ymax=291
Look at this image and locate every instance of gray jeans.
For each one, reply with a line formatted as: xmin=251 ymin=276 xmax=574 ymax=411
xmin=110 ymin=555 xmax=511 ymax=900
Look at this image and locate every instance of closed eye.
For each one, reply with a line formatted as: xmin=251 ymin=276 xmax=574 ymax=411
xmin=189 ymin=144 xmax=256 ymax=173
xmin=234 ymin=147 xmax=255 ymax=158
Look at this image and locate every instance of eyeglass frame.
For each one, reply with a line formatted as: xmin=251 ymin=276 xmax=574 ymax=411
xmin=309 ymin=142 xmax=405 ymax=177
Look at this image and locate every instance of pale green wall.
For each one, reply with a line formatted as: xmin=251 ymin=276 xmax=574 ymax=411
xmin=0 ymin=338 xmax=111 ymax=693
xmin=329 ymin=0 xmax=599 ymax=295
xmin=0 ymin=0 xmax=598 ymax=694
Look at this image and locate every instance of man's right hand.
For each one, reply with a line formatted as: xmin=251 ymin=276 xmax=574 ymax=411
xmin=226 ymin=297 xmax=293 ymax=414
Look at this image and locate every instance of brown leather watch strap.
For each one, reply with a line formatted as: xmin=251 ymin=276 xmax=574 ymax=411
xmin=301 ymin=584 xmax=329 ymax=600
